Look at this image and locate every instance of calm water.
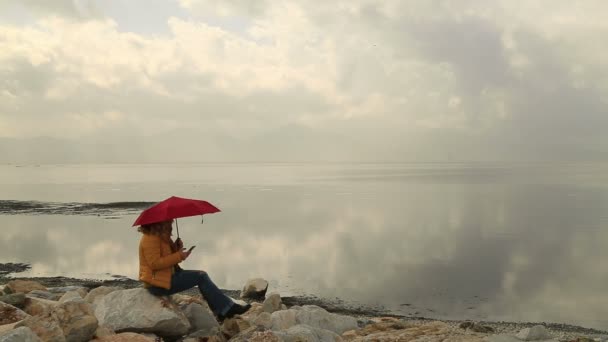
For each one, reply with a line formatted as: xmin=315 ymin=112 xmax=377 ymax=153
xmin=1 ymin=163 xmax=608 ymax=329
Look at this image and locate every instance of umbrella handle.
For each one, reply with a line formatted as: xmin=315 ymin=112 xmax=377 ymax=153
xmin=175 ymin=219 xmax=180 ymax=238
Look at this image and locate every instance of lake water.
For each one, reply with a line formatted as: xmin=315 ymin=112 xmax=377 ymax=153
xmin=1 ymin=162 xmax=608 ymax=329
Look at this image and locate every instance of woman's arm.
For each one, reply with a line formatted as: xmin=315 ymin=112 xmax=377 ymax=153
xmin=141 ymin=236 xmax=183 ymax=271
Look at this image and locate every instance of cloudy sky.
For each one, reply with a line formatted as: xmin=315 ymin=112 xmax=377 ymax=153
xmin=1 ymin=0 xmax=607 ymax=162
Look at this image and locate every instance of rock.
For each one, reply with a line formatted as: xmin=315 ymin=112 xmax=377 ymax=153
xmin=486 ymin=335 xmax=528 ymax=342
xmin=221 ymin=317 xmax=252 ymax=339
xmin=181 ymin=302 xmax=219 ymax=333
xmin=0 ymin=322 xmax=21 ymax=336
xmin=344 ymin=321 xmax=464 ymax=342
xmin=262 ymin=293 xmax=282 ymax=314
xmin=94 ymin=288 xmax=190 ymax=337
xmin=274 ymin=324 xmax=342 ymax=342
xmin=93 ymin=325 xmax=115 ymax=339
xmin=23 ymin=297 xmax=58 ymax=316
xmin=252 ymin=312 xmax=273 ymax=329
xmin=28 ymin=290 xmax=61 ymax=301
xmin=516 ymin=326 xmax=553 ymax=341
xmin=16 ymin=313 xmax=66 ymax=342
xmin=241 ymin=278 xmax=269 ymax=299
xmin=171 ymin=293 xmax=207 ymax=306
xmin=186 ymin=326 xmax=226 ymax=341
xmin=0 ymin=302 xmax=30 ymax=325
xmin=275 ymin=324 xmax=341 ymax=342
xmin=95 ymin=332 xmax=156 ymax=341
xmin=342 ymin=317 xmax=410 ymax=339
xmin=5 ymin=280 xmax=46 ymax=294
xmin=0 ymin=326 xmax=42 ymax=342
xmin=271 ymin=305 xmax=358 ymax=334
xmin=58 ymin=291 xmax=83 ymax=303
xmin=84 ymin=286 xmax=121 ymax=307
xmin=52 ymin=300 xmax=98 ymax=342
xmin=47 ymin=287 xmax=88 ymax=298
xmin=281 ymin=304 xmax=287 ymax=310
xmin=229 ymin=326 xmax=275 ymax=342
xmin=0 ymin=293 xmax=26 ymax=309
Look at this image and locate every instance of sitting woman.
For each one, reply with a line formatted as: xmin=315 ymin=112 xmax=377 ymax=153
xmin=138 ymin=219 xmax=250 ymax=319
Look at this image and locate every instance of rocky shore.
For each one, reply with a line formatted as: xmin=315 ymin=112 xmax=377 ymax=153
xmin=1 ymin=263 xmax=607 ymax=342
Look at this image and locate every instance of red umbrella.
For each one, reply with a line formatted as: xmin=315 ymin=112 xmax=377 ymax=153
xmin=132 ymin=196 xmax=220 ymax=237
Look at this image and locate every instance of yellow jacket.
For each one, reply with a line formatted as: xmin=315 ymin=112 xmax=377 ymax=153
xmin=139 ymin=233 xmax=183 ymax=289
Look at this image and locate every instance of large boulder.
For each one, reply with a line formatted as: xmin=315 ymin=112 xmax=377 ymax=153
xmin=84 ymin=287 xmax=121 ymax=307
xmin=52 ymin=300 xmax=98 ymax=342
xmin=271 ymin=305 xmax=357 ymax=335
xmin=181 ymin=303 xmax=218 ymax=333
xmin=5 ymin=281 xmax=46 ymax=294
xmin=0 ymin=293 xmax=26 ymax=309
xmin=241 ymin=278 xmax=269 ymax=299
xmin=0 ymin=326 xmax=42 ymax=342
xmin=94 ymin=288 xmax=190 ymax=337
xmin=275 ymin=324 xmax=341 ymax=342
xmin=23 ymin=297 xmax=58 ymax=316
xmin=0 ymin=302 xmax=29 ymax=325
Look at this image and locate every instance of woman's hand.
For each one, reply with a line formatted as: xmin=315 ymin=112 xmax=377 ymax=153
xmin=180 ymin=248 xmax=191 ymax=260
xmin=175 ymin=238 xmax=184 ymax=250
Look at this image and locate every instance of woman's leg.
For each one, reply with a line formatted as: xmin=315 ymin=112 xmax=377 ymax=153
xmin=170 ymin=270 xmax=234 ymax=316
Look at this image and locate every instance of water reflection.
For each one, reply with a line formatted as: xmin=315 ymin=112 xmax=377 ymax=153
xmin=1 ymin=164 xmax=608 ymax=330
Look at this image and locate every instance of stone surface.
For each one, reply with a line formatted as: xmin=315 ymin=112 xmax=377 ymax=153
xmin=241 ymin=278 xmax=269 ymax=299
xmin=186 ymin=326 xmax=226 ymax=342
xmin=47 ymin=287 xmax=88 ymax=296
xmin=94 ymin=288 xmax=190 ymax=337
xmin=84 ymin=286 xmax=121 ymax=307
xmin=222 ymin=317 xmax=252 ymax=339
xmin=276 ymin=324 xmax=341 ymax=342
xmin=486 ymin=336 xmax=530 ymax=342
xmin=262 ymin=293 xmax=282 ymax=314
xmin=171 ymin=293 xmax=207 ymax=307
xmin=52 ymin=300 xmax=98 ymax=342
xmin=0 ymin=293 xmax=26 ymax=309
xmin=16 ymin=314 xmax=66 ymax=342
xmin=0 ymin=326 xmax=42 ymax=342
xmin=5 ymin=280 xmax=46 ymax=294
xmin=344 ymin=320 xmax=485 ymax=342
xmin=181 ymin=302 xmax=219 ymax=333
xmin=28 ymin=290 xmax=61 ymax=301
xmin=271 ymin=305 xmax=358 ymax=334
xmin=93 ymin=325 xmax=115 ymax=339
xmin=95 ymin=332 xmax=156 ymax=341
xmin=59 ymin=291 xmax=83 ymax=303
xmin=516 ymin=326 xmax=553 ymax=341
xmin=252 ymin=312 xmax=273 ymax=329
xmin=0 ymin=302 xmax=30 ymax=325
xmin=23 ymin=297 xmax=58 ymax=316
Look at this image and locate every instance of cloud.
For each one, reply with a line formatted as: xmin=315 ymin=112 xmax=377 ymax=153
xmin=1 ymin=1 xmax=608 ymax=161
xmin=0 ymin=0 xmax=100 ymax=20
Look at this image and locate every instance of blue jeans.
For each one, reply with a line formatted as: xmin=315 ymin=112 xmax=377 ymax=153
xmin=147 ymin=270 xmax=234 ymax=316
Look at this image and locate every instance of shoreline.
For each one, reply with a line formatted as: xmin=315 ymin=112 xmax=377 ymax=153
xmin=1 ymin=262 xmax=606 ymax=340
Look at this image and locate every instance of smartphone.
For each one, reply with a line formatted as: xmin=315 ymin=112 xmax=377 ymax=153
xmin=187 ymin=246 xmax=196 ymax=253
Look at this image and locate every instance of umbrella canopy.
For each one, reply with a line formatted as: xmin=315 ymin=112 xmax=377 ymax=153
xmin=132 ymin=196 xmax=220 ymax=227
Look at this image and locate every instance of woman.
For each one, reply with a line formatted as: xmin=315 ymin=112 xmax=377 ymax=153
xmin=138 ymin=219 xmax=250 ymax=319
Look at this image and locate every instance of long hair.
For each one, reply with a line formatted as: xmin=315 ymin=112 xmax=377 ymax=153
xmin=138 ymin=220 xmax=173 ymax=237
